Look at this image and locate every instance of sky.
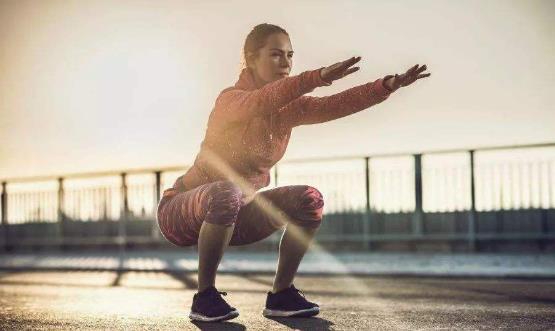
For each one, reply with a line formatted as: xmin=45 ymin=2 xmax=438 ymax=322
xmin=0 ymin=0 xmax=554 ymax=179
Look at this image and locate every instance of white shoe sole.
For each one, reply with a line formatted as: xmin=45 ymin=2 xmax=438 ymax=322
xmin=263 ymin=306 xmax=320 ymax=317
xmin=189 ymin=310 xmax=239 ymax=322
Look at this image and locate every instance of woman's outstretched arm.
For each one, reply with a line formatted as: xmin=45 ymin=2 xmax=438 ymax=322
xmin=212 ymin=57 xmax=363 ymax=125
xmin=213 ymin=69 xmax=331 ymax=124
xmin=279 ymin=77 xmax=393 ymax=127
xmin=280 ymin=64 xmax=430 ymax=127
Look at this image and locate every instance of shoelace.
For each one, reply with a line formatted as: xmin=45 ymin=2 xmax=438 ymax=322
xmin=289 ymin=286 xmax=313 ymax=307
xmin=289 ymin=285 xmax=307 ymax=300
xmin=210 ymin=290 xmax=232 ymax=309
xmin=295 ymin=288 xmax=306 ymax=298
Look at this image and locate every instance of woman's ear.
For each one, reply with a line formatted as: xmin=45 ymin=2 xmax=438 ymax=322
xmin=245 ymin=50 xmax=258 ymax=68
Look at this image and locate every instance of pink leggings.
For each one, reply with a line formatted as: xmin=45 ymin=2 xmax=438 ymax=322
xmin=156 ymin=181 xmax=324 ymax=247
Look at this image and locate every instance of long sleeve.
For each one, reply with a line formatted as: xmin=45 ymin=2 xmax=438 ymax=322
xmin=212 ymin=68 xmax=332 ymax=125
xmin=278 ymin=77 xmax=393 ymax=128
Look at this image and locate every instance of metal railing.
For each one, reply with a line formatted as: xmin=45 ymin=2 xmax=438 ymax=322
xmin=1 ymin=142 xmax=554 ymax=251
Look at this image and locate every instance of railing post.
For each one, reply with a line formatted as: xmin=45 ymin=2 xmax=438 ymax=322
xmin=119 ymin=173 xmax=128 ymax=249
xmin=363 ymin=157 xmax=371 ymax=250
xmin=540 ymin=160 xmax=551 ymax=251
xmin=57 ymin=177 xmax=64 ymax=247
xmin=1 ymin=182 xmax=7 ymax=225
xmin=468 ymin=150 xmax=477 ymax=251
xmin=155 ymin=171 xmax=162 ymax=202
xmin=152 ymin=171 xmax=162 ymax=240
xmin=274 ymin=165 xmax=279 ymax=187
xmin=1 ymin=182 xmax=7 ymax=251
xmin=412 ymin=154 xmax=424 ymax=238
xmin=273 ymin=165 xmax=280 ymax=250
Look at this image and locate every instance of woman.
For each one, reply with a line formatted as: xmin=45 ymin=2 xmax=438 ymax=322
xmin=157 ymin=23 xmax=430 ymax=322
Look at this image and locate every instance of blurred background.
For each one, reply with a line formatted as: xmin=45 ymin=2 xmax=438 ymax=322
xmin=0 ymin=0 xmax=554 ymax=253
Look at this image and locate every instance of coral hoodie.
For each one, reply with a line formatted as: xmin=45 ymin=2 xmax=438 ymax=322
xmin=164 ymin=67 xmax=394 ymax=199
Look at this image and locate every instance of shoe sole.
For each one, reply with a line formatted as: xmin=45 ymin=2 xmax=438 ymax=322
xmin=263 ymin=307 xmax=320 ymax=317
xmin=189 ymin=310 xmax=239 ymax=322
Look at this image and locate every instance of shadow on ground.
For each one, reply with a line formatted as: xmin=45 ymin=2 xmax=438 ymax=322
xmin=191 ymin=321 xmax=246 ymax=331
xmin=266 ymin=316 xmax=334 ymax=330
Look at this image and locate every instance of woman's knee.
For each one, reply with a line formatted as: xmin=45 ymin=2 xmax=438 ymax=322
xmin=204 ymin=181 xmax=243 ymax=226
xmin=293 ymin=186 xmax=324 ymax=228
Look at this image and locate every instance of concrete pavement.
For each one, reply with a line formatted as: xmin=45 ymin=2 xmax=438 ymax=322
xmin=0 ymin=271 xmax=554 ymax=330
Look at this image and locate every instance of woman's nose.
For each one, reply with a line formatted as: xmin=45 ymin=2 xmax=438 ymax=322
xmin=280 ymin=55 xmax=291 ymax=68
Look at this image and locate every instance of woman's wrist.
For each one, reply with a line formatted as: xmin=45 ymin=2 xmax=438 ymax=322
xmin=382 ymin=74 xmax=396 ymax=92
xmin=318 ymin=67 xmax=333 ymax=86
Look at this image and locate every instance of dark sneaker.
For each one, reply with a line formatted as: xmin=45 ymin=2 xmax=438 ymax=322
xmin=263 ymin=284 xmax=320 ymax=317
xmin=189 ymin=286 xmax=239 ymax=322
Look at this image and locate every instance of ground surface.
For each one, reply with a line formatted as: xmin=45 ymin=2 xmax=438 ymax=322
xmin=0 ymin=271 xmax=554 ymax=330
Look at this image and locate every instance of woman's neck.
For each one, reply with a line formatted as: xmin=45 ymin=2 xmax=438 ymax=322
xmin=250 ymin=68 xmax=268 ymax=89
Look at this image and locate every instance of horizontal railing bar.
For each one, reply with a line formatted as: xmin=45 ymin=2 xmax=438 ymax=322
xmin=310 ymin=233 xmax=555 ymax=242
xmin=4 ymin=233 xmax=554 ymax=247
xmin=281 ymin=141 xmax=555 ymax=164
xmin=1 ymin=236 xmax=167 ymax=246
xmin=2 ymin=141 xmax=554 ymax=183
xmin=1 ymin=165 xmax=188 ymax=183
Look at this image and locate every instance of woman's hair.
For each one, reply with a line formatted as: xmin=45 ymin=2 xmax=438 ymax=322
xmin=240 ymin=23 xmax=288 ymax=70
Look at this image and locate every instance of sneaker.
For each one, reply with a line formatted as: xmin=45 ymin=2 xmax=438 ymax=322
xmin=189 ymin=286 xmax=239 ymax=322
xmin=263 ymin=284 xmax=320 ymax=317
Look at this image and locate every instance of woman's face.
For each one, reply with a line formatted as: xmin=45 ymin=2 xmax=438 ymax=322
xmin=249 ymin=33 xmax=293 ymax=86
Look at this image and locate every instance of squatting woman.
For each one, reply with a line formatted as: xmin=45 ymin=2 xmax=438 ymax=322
xmin=156 ymin=23 xmax=430 ymax=322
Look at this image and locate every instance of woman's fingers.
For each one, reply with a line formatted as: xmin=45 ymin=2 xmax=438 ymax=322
xmin=414 ymin=65 xmax=428 ymax=76
xmin=386 ymin=64 xmax=430 ymax=90
xmin=415 ymin=65 xmax=428 ymax=75
xmin=350 ymin=56 xmax=362 ymax=66
xmin=406 ymin=64 xmax=419 ymax=75
xmin=406 ymin=64 xmax=429 ymax=79
xmin=339 ymin=56 xmax=361 ymax=72
xmin=343 ymin=56 xmax=361 ymax=66
xmin=321 ymin=56 xmax=362 ymax=83
xmin=414 ymin=65 xmax=430 ymax=81
xmin=343 ymin=66 xmax=360 ymax=77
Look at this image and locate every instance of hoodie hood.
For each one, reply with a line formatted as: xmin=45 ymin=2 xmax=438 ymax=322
xmin=234 ymin=67 xmax=258 ymax=91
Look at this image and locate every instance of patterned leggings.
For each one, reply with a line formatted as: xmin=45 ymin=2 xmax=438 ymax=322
xmin=156 ymin=181 xmax=325 ymax=247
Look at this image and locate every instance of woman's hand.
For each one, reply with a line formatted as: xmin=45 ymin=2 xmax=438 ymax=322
xmin=320 ymin=56 xmax=362 ymax=84
xmin=384 ymin=64 xmax=431 ymax=92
